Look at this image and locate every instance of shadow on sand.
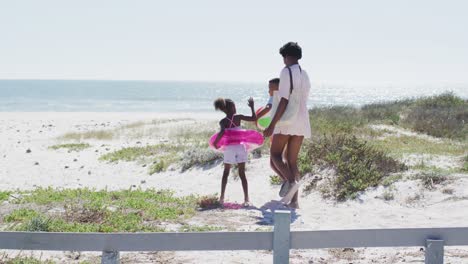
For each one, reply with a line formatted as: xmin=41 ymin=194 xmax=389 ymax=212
xmin=255 ymin=200 xmax=299 ymax=225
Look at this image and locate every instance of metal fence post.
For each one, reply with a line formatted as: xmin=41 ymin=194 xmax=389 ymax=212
xmin=425 ymin=239 xmax=444 ymax=264
xmin=273 ymin=210 xmax=291 ymax=264
xmin=101 ymin=250 xmax=120 ymax=264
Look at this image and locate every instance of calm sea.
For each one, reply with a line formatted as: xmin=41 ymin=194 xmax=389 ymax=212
xmin=0 ymin=80 xmax=466 ymax=112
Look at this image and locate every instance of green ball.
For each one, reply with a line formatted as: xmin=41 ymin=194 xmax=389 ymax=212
xmin=258 ymin=116 xmax=272 ymax=129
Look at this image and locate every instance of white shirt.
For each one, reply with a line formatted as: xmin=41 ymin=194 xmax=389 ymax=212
xmin=274 ymin=64 xmax=311 ymax=138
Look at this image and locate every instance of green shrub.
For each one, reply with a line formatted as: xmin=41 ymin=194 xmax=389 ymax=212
xmin=197 ymin=195 xmax=221 ymax=209
xmin=269 ymin=175 xmax=283 ymax=185
xmin=381 ymin=174 xmax=403 ymax=187
xmin=23 ymin=216 xmax=51 ymax=232
xmin=382 ymin=190 xmax=395 ymax=201
xmin=4 ymin=208 xmax=40 ymax=223
xmin=149 ymin=160 xmax=165 ymax=174
xmin=462 ymin=155 xmax=468 ymax=172
xmin=180 ymin=147 xmax=222 ymax=172
xmin=300 ymin=134 xmax=407 ymax=200
xmin=0 ymin=191 xmax=10 ymax=202
xmin=414 ymin=171 xmax=449 ymax=190
xmin=360 ymin=99 xmax=414 ymax=124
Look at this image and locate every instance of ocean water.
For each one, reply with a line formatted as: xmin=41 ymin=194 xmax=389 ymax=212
xmin=0 ymin=80 xmax=466 ymax=112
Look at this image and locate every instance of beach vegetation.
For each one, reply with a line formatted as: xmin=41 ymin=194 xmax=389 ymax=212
xmin=299 ymin=134 xmax=407 ymax=201
xmin=180 ymin=147 xmax=222 ymax=172
xmin=0 ymin=191 xmax=11 ymax=202
xmin=381 ymin=174 xmax=403 ymax=187
xmin=382 ymin=190 xmax=395 ymax=201
xmin=0 ymin=255 xmax=55 ymax=264
xmin=197 ymin=195 xmax=221 ymax=209
xmin=59 ymin=130 xmax=114 ymax=141
xmin=300 ymin=93 xmax=466 ymax=200
xmin=178 ymin=224 xmax=223 ymax=232
xmin=5 ymin=188 xmax=199 ymax=232
xmin=442 ymin=188 xmax=454 ymax=195
xmin=309 ymin=92 xmax=467 ymax=141
xmin=99 ymin=144 xmax=183 ymax=162
xmin=370 ymin=135 xmax=465 ymax=157
xmin=463 ymin=155 xmax=468 ymax=172
xmin=269 ymin=175 xmax=282 ymax=185
xmin=402 ymin=92 xmax=467 ymax=140
xmin=171 ymin=125 xmax=214 ymax=146
xmin=3 ymin=208 xmax=40 ymax=223
xmin=413 ymin=171 xmax=450 ymax=190
xmin=48 ymin=143 xmax=91 ymax=152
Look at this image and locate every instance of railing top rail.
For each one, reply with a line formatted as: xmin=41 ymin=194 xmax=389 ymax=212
xmin=1 ymin=227 xmax=468 ymax=252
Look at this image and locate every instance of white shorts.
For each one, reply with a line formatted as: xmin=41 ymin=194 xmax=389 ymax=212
xmin=223 ymin=144 xmax=248 ymax=164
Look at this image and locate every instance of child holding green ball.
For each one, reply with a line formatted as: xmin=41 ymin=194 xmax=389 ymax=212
xmin=256 ymin=78 xmax=279 ymax=128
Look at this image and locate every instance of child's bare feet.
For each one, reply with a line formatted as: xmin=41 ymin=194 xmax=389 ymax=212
xmin=219 ymin=197 xmax=224 ymax=206
xmin=242 ymin=201 xmax=251 ymax=207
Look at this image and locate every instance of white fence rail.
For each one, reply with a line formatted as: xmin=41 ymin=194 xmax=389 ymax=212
xmin=1 ymin=210 xmax=467 ymax=264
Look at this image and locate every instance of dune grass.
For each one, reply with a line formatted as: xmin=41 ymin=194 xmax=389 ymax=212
xmin=309 ymin=92 xmax=467 ymax=140
xmin=60 ymin=130 xmax=114 ymax=141
xmin=180 ymin=147 xmax=223 ymax=172
xmin=370 ymin=135 xmax=466 ymax=156
xmin=99 ymin=144 xmax=184 ymax=163
xmin=0 ymin=191 xmax=11 ymax=202
xmin=0 ymin=256 xmax=56 ymax=264
xmin=178 ymin=224 xmax=223 ymax=232
xmin=4 ymin=188 xmax=199 ymax=233
xmin=48 ymin=143 xmax=91 ymax=152
xmin=463 ymin=155 xmax=468 ymax=172
xmin=403 ymin=92 xmax=467 ymax=140
xmin=412 ymin=171 xmax=450 ymax=190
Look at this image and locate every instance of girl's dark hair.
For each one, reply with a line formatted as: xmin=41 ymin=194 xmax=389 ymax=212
xmin=269 ymin=78 xmax=280 ymax=85
xmin=214 ymin=98 xmax=234 ymax=112
xmin=279 ymin=42 xmax=302 ymax=59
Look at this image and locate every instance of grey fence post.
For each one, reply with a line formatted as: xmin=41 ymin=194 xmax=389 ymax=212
xmin=425 ymin=239 xmax=444 ymax=264
xmin=273 ymin=210 xmax=291 ymax=264
xmin=101 ymin=251 xmax=120 ymax=264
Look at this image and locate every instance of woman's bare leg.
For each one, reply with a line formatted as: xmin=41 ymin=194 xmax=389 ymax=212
xmin=237 ymin=163 xmax=250 ymax=204
xmin=270 ymin=134 xmax=293 ymax=182
xmin=286 ymin=136 xmax=304 ymax=208
xmin=220 ymin=163 xmax=231 ymax=204
xmin=270 ymin=157 xmax=287 ymax=181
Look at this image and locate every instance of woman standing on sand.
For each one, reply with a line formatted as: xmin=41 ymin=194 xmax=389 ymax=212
xmin=263 ymin=42 xmax=311 ymax=209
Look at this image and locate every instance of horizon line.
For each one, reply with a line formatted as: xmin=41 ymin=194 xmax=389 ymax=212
xmin=0 ymin=78 xmax=467 ymax=87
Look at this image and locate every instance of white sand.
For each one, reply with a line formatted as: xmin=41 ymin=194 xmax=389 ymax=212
xmin=1 ymin=112 xmax=468 ymax=263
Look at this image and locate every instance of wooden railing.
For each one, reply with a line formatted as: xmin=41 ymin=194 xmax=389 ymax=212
xmin=1 ymin=210 xmax=467 ymax=264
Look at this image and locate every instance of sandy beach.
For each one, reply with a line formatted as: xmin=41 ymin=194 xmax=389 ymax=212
xmin=1 ymin=112 xmax=468 ymax=263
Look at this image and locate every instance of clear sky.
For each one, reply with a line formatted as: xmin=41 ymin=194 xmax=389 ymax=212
xmin=1 ymin=0 xmax=467 ymax=84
